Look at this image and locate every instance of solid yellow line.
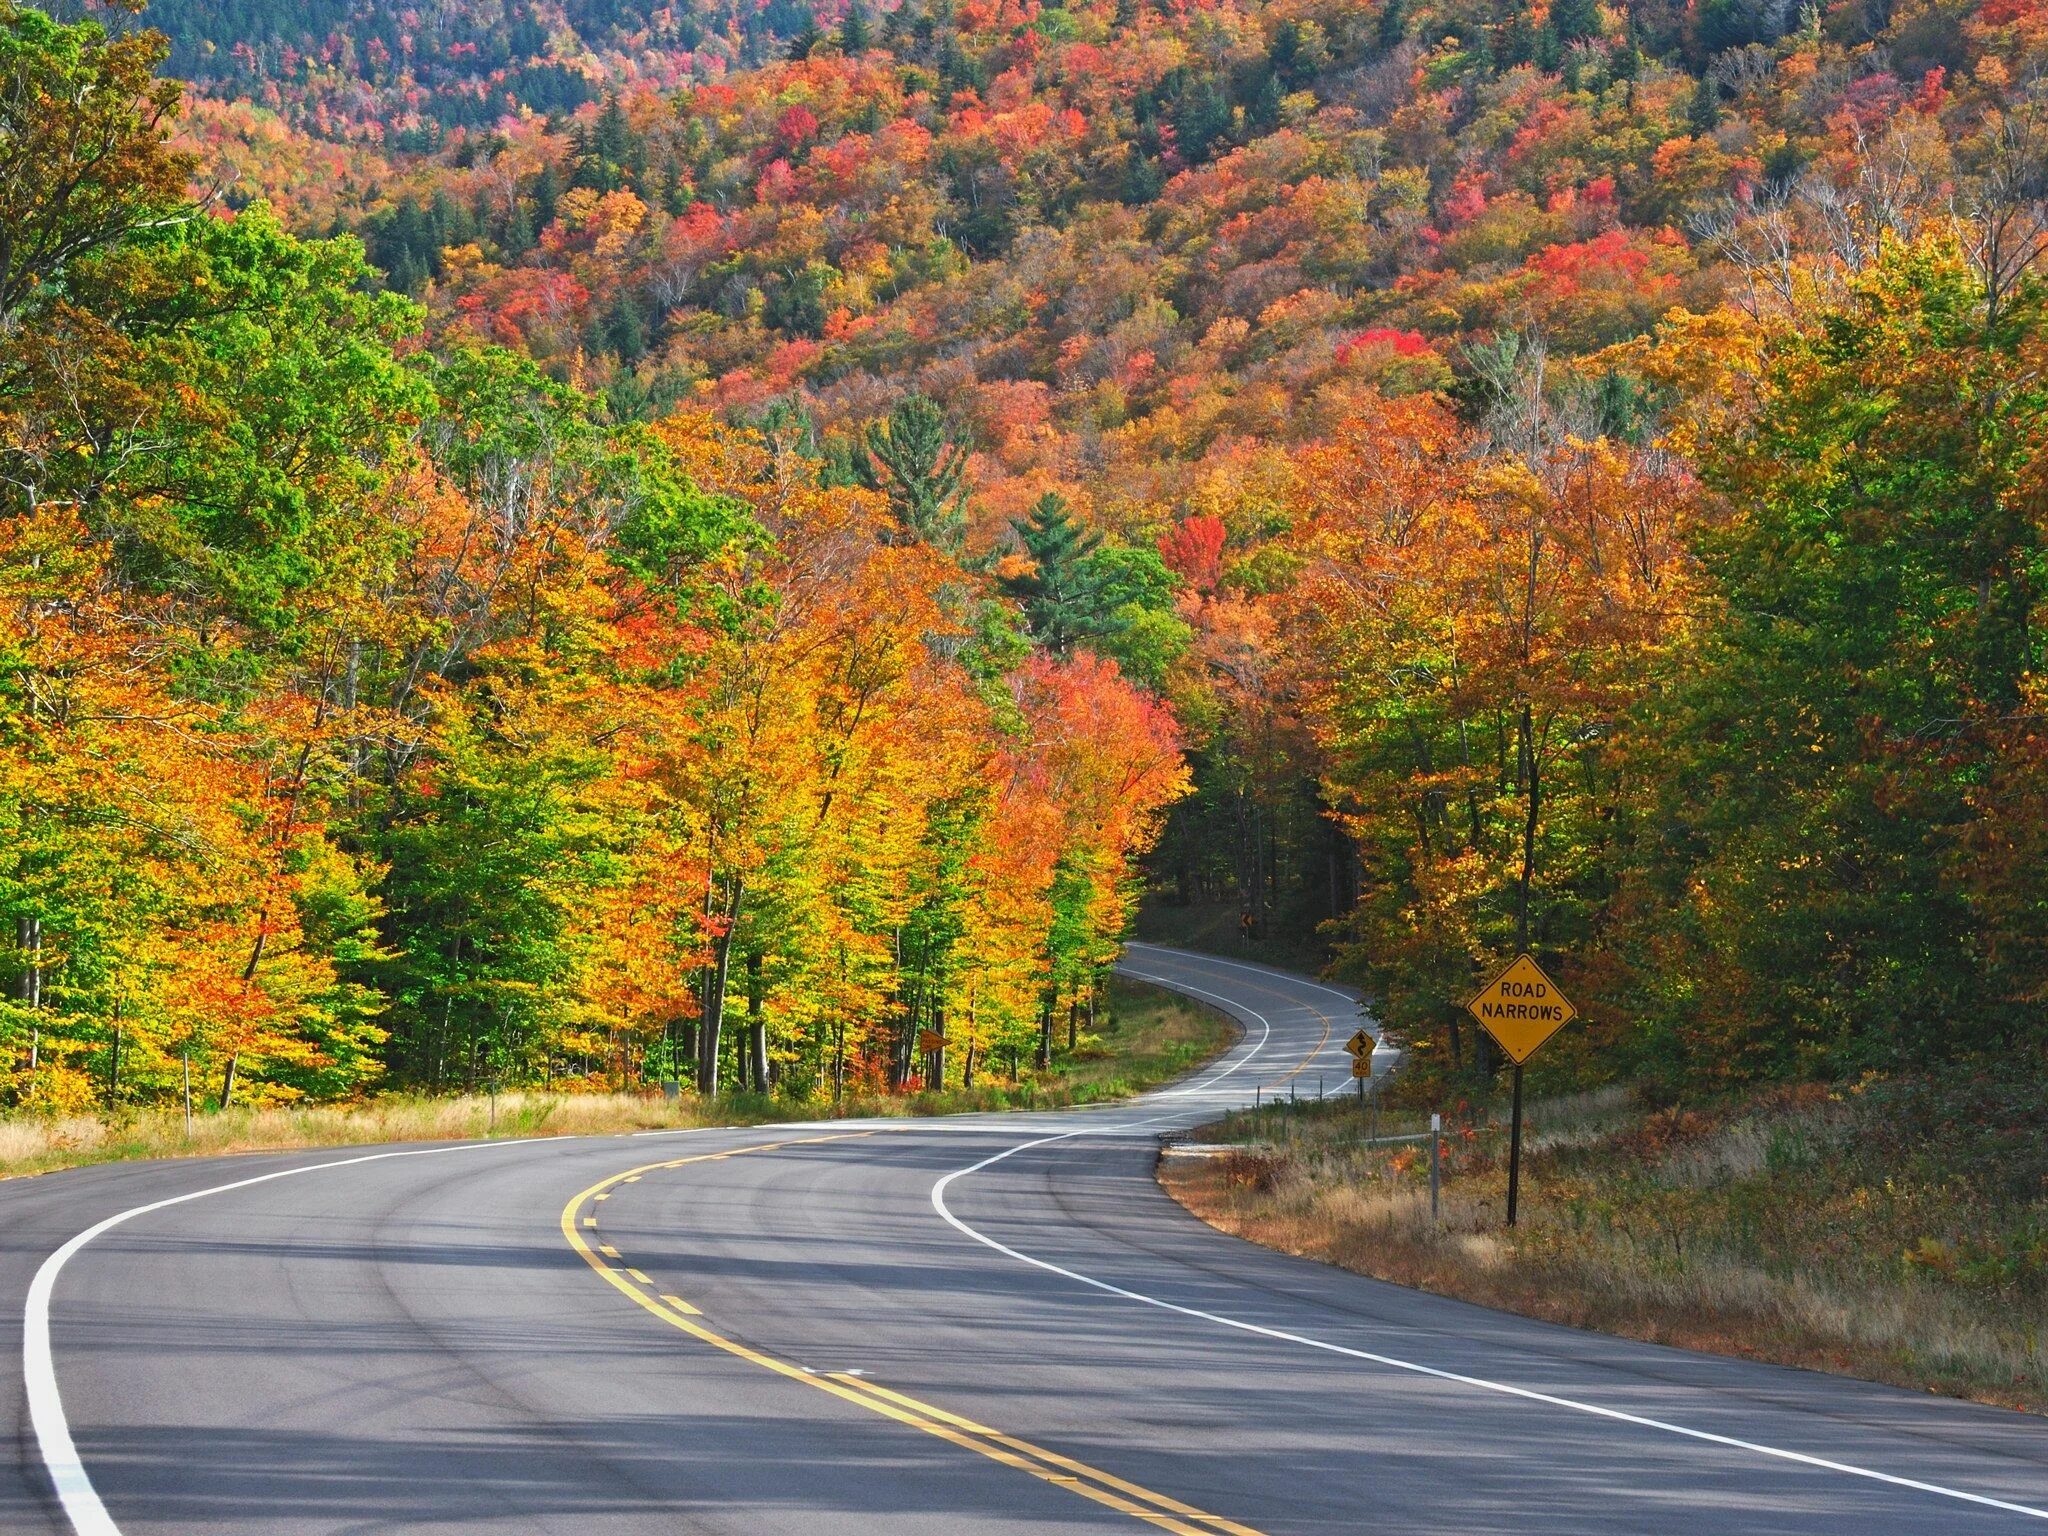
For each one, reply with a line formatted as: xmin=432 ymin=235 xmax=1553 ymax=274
xmin=829 ymin=1376 xmax=1264 ymax=1536
xmin=1269 ymin=1003 xmax=1333 ymax=1086
xmin=560 ymin=1140 xmax=1261 ymax=1536
xmin=1225 ymin=975 xmax=1333 ymax=1089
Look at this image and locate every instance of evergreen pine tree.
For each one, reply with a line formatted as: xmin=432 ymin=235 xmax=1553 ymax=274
xmin=860 ymin=395 xmax=970 ymax=549
xmin=504 ymin=200 xmax=536 ymax=256
xmin=594 ymin=96 xmax=632 ymax=168
xmin=1377 ymin=0 xmax=1406 ymax=50
xmin=1549 ymin=0 xmax=1602 ymax=42
xmin=1498 ymin=9 xmax=1536 ymax=67
xmin=840 ymin=0 xmax=872 ymax=54
xmin=532 ymin=163 xmax=561 ymax=230
xmin=1689 ymin=73 xmax=1721 ymax=134
xmin=998 ymin=494 xmax=1105 ymax=654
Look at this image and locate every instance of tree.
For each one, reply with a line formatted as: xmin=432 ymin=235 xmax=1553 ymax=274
xmin=840 ymin=0 xmax=872 ymax=54
xmin=857 ymin=394 xmax=971 ymax=550
xmin=1633 ymin=232 xmax=2048 ymax=1075
xmin=0 ymin=2 xmax=194 ymax=326
xmin=1000 ymin=492 xmax=1102 ymax=652
xmin=786 ymin=14 xmax=822 ymax=61
xmin=1278 ymin=392 xmax=1690 ymax=1082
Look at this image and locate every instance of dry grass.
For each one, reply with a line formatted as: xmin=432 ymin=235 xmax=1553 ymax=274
xmin=0 ymin=975 xmax=1235 ymax=1181
xmin=0 ymin=1092 xmax=728 ymax=1180
xmin=1163 ymin=1077 xmax=2048 ymax=1414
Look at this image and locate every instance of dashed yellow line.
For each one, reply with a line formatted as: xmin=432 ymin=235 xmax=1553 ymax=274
xmin=1227 ymin=975 xmax=1335 ymax=1091
xmin=561 ymin=1137 xmax=1264 ymax=1536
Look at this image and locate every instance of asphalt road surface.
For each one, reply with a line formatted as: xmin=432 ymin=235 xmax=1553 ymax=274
xmin=3 ymin=942 xmax=2046 ymax=1534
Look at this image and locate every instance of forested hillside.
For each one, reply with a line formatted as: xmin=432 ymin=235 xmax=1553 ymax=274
xmin=1 ymin=2 xmax=1191 ymax=1112
xmin=56 ymin=0 xmax=817 ymax=139
xmin=5 ymin=0 xmax=2047 ymax=1113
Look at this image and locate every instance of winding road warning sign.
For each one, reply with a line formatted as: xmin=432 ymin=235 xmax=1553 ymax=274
xmin=1467 ymin=955 xmax=1576 ymax=1065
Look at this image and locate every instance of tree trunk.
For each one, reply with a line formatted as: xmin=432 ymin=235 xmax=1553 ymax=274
xmin=220 ymin=1050 xmax=239 ymax=1110
xmin=18 ymin=917 xmax=39 ymax=1091
xmin=964 ymin=983 xmax=978 ymax=1088
xmin=832 ymin=1015 xmax=846 ymax=1112
xmin=1036 ymin=985 xmax=1055 ymax=1070
xmin=1516 ymin=700 xmax=1540 ymax=955
xmin=17 ymin=917 xmax=40 ymax=1010
xmin=696 ymin=876 xmax=743 ymax=1096
xmin=746 ymin=950 xmax=767 ymax=1093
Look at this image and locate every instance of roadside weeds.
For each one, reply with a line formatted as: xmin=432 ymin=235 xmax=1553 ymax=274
xmin=1161 ymin=1078 xmax=2048 ymax=1415
xmin=0 ymin=975 xmax=1234 ymax=1180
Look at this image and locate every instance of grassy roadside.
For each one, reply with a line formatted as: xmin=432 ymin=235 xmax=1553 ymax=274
xmin=1161 ymin=1069 xmax=2048 ymax=1414
xmin=0 ymin=973 xmax=1234 ymax=1181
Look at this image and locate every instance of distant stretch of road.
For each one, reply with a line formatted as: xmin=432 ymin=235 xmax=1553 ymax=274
xmin=3 ymin=941 xmax=2046 ymax=1533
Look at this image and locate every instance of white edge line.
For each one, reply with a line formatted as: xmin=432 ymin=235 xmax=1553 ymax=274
xmin=26 ymin=1133 xmax=586 ymax=1536
xmin=1120 ymin=969 xmax=1393 ymax=1092
xmin=1115 ymin=972 xmax=1270 ymax=1097
xmin=930 ymin=1133 xmax=2048 ymax=1524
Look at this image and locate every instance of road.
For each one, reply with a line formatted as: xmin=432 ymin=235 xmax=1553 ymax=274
xmin=1 ymin=941 xmax=2045 ymax=1534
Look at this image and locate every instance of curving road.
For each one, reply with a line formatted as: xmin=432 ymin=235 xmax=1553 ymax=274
xmin=2 ymin=942 xmax=2046 ymax=1534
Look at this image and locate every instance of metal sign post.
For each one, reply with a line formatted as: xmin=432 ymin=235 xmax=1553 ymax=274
xmin=1429 ymin=1112 xmax=1442 ymax=1220
xmin=1466 ymin=955 xmax=1576 ymax=1229
xmin=1345 ymin=1028 xmax=1374 ymax=1113
xmin=1505 ymin=1065 xmax=1524 ymax=1225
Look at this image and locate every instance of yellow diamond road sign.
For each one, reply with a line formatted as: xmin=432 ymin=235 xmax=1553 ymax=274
xmin=1345 ymin=1029 xmax=1374 ymax=1057
xmin=1467 ymin=955 xmax=1576 ymax=1065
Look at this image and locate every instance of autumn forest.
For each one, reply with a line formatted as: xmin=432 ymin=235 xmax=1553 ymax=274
xmin=3 ymin=0 xmax=2045 ymax=1114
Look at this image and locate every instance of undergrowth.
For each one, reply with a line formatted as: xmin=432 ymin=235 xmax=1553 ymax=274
xmin=0 ymin=975 xmax=1233 ymax=1179
xmin=1165 ymin=1062 xmax=2048 ymax=1412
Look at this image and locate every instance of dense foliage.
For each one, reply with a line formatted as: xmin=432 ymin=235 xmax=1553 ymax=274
xmin=0 ymin=1 xmax=1186 ymax=1111
xmin=7 ymin=0 xmax=2048 ymax=1109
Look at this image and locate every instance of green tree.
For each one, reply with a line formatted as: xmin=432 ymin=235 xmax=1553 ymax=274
xmin=1001 ymin=493 xmax=1103 ymax=652
xmin=840 ymin=0 xmax=872 ymax=53
xmin=858 ymin=394 xmax=971 ymax=550
xmin=1635 ymin=233 xmax=2048 ymax=1078
xmin=0 ymin=1 xmax=194 ymax=326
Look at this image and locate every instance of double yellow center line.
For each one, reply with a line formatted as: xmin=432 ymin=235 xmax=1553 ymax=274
xmin=559 ymin=1134 xmax=1264 ymax=1536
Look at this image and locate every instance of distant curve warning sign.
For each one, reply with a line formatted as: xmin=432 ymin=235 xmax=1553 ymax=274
xmin=1467 ymin=955 xmax=1576 ymax=1065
